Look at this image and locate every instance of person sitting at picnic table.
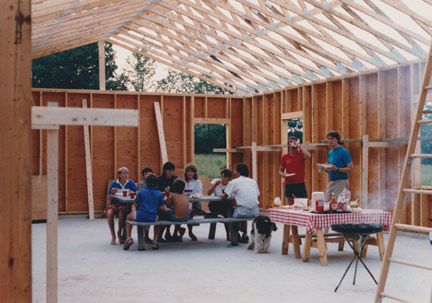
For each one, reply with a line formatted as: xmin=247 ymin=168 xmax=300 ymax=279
xmin=107 ymin=167 xmax=138 ymax=245
xmin=123 ymin=173 xmax=164 ymax=251
xmin=156 ymin=161 xmax=178 ymax=242
xmin=163 ymin=178 xmax=191 ymax=222
xmin=184 ymin=163 xmax=203 ymax=241
xmin=139 ymin=167 xmax=153 ymax=189
xmin=220 ymin=163 xmax=260 ymax=243
xmin=207 ymin=168 xmax=233 ymax=241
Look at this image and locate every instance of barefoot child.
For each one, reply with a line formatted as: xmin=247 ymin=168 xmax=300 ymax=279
xmin=123 ymin=173 xmax=165 ymax=250
xmin=163 ymin=179 xmax=191 ymax=238
xmin=107 ymin=167 xmax=138 ymax=245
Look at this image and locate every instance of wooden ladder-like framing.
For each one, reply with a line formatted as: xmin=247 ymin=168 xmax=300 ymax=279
xmin=374 ymin=44 xmax=432 ymax=303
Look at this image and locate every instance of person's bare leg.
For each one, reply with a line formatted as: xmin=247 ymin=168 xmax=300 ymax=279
xmin=187 ymin=224 xmax=197 ymax=241
xmin=107 ymin=209 xmax=116 ymax=245
xmin=153 ymin=226 xmax=159 ymax=242
xmin=144 ymin=227 xmax=152 ymax=244
xmin=126 ymin=213 xmax=134 ymax=239
xmin=187 ymin=212 xmax=197 ymax=241
xmin=242 ymin=221 xmax=248 ymax=234
xmin=117 ymin=211 xmax=125 ymax=244
xmin=224 ymin=223 xmax=230 ymax=241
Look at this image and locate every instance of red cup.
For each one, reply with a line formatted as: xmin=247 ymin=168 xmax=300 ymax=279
xmin=130 ymin=192 xmax=135 ymax=199
xmin=122 ymin=190 xmax=127 ymax=197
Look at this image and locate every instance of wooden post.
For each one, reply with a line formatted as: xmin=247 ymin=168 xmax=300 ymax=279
xmin=98 ymin=40 xmax=106 ymax=90
xmin=0 ymin=0 xmax=32 ymax=302
xmin=252 ymin=141 xmax=257 ymax=182
xmin=154 ymin=102 xmax=168 ymax=164
xmin=362 ymin=134 xmax=369 ymax=209
xmin=82 ymin=99 xmax=95 ymax=220
xmin=46 ymin=121 xmax=59 ymax=303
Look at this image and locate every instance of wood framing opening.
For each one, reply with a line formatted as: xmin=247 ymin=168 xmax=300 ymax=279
xmin=194 ymin=123 xmax=227 ymax=179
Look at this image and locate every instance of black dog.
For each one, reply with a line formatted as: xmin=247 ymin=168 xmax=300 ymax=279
xmin=248 ymin=216 xmax=277 ymax=253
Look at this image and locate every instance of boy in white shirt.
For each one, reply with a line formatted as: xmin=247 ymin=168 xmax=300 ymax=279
xmin=207 ymin=169 xmax=233 ymax=241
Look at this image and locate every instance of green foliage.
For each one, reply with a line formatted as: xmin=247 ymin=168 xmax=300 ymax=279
xmin=155 ymin=70 xmax=233 ymax=94
xmin=194 ymin=124 xmax=226 ymax=154
xmin=421 ymin=104 xmax=432 ymax=165
xmin=421 ymin=164 xmax=432 ymax=186
xmin=195 ymin=154 xmax=226 ymax=178
xmin=32 ymin=42 xmax=126 ymax=90
xmin=125 ymin=51 xmax=157 ymax=91
xmin=287 ymin=118 xmax=303 ymax=142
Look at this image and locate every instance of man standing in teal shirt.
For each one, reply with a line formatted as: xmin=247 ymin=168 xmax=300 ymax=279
xmin=323 ymin=130 xmax=354 ymax=201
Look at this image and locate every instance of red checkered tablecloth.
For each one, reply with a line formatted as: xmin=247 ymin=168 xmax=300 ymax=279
xmin=269 ymin=208 xmax=392 ymax=233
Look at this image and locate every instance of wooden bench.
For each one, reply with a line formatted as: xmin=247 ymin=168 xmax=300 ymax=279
xmin=127 ymin=216 xmax=254 ymax=250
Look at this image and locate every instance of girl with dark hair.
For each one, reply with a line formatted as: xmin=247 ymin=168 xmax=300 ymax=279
xmin=183 ymin=163 xmax=203 ymax=241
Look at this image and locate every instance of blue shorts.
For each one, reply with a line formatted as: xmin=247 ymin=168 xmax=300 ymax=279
xmin=164 ymin=209 xmax=190 ymax=222
xmin=135 ymin=211 xmax=157 ymax=223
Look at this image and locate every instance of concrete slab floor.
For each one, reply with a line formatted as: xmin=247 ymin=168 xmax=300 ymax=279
xmin=32 ymin=216 xmax=431 ymax=303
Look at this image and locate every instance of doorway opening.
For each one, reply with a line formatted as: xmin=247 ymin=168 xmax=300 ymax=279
xmin=194 ymin=124 xmax=227 ymax=179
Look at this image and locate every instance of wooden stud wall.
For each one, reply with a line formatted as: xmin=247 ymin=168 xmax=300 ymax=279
xmin=32 ymin=61 xmax=431 ymax=226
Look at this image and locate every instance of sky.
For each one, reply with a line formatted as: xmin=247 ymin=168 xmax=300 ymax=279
xmin=112 ymin=44 xmax=169 ymax=80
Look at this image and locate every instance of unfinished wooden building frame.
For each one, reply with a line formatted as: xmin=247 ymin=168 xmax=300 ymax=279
xmin=32 ymin=59 xmax=431 ymax=228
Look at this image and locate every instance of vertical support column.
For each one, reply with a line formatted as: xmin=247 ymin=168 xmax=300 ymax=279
xmin=311 ymin=85 xmax=319 ymax=192
xmin=47 ymin=125 xmax=59 ymax=303
xmin=362 ymin=134 xmax=369 ymax=209
xmin=98 ymin=40 xmax=105 ymax=91
xmin=377 ymin=72 xmax=387 ymax=210
xmin=252 ymin=141 xmax=257 ymax=182
xmin=0 ymin=0 xmax=32 ymax=301
xmin=326 ymin=81 xmax=333 ymax=131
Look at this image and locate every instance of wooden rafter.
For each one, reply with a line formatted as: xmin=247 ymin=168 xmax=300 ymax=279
xmin=30 ymin=0 xmax=432 ymax=94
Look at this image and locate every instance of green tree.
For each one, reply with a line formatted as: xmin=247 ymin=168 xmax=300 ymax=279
xmin=32 ymin=42 xmax=127 ymax=90
xmin=288 ymin=118 xmax=304 ymax=142
xmin=125 ymin=51 xmax=156 ymax=91
xmin=156 ymin=70 xmax=233 ymax=94
xmin=194 ymin=124 xmax=226 ymax=154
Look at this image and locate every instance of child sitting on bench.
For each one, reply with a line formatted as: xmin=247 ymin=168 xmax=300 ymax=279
xmin=159 ymin=179 xmax=191 ymax=241
xmin=123 ymin=173 xmax=165 ymax=250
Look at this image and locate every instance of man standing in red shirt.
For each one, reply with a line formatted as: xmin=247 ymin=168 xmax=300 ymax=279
xmin=279 ymin=136 xmax=311 ymax=205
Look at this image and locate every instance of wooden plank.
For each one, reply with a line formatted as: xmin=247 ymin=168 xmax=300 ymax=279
xmin=193 ymin=118 xmax=231 ymax=124
xmin=153 ymin=102 xmax=168 ymax=164
xmin=82 ymin=99 xmax=94 ymax=220
xmin=252 ymin=141 xmax=257 ymax=182
xmin=281 ymin=110 xmax=303 ymax=120
xmin=98 ymin=41 xmax=105 ymax=91
xmin=32 ymin=107 xmax=139 ymax=127
xmin=362 ymin=134 xmax=369 ymax=209
xmin=326 ymin=81 xmax=333 ymax=131
xmin=32 ymin=175 xmax=48 ymax=220
xmin=377 ymin=71 xmax=386 ymax=210
xmin=46 ymin=126 xmax=59 ymax=303
xmin=182 ymin=96 xmax=187 ymax=167
xmin=311 ymin=85 xmax=319 ymax=192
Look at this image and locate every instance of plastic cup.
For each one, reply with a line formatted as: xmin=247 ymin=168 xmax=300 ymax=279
xmin=122 ymin=190 xmax=127 ymax=197
xmin=130 ymin=192 xmax=135 ymax=199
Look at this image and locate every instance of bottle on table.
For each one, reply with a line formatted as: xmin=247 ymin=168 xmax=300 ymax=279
xmin=329 ymin=193 xmax=337 ymax=212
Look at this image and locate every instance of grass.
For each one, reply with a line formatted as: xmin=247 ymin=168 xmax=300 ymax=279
xmin=421 ymin=164 xmax=432 ymax=186
xmin=195 ymin=153 xmax=226 ymax=178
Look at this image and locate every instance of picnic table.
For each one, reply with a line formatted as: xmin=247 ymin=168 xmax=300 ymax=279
xmin=124 ymin=195 xmax=254 ymax=248
xmin=269 ymin=207 xmax=392 ymax=266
